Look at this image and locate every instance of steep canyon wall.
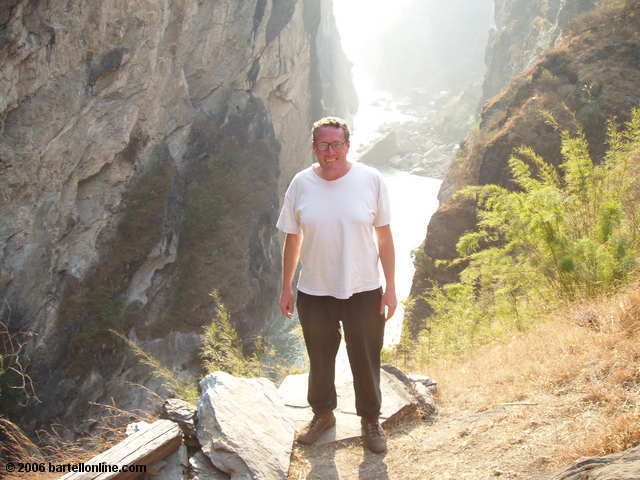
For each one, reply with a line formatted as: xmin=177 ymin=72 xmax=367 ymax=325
xmin=0 ymin=0 xmax=356 ymax=432
xmin=406 ymin=0 xmax=640 ymax=336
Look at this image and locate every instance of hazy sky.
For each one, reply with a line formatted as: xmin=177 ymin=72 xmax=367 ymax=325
xmin=333 ymin=0 xmax=414 ymax=61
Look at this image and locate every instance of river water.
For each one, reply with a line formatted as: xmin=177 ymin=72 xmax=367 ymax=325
xmin=378 ymin=168 xmax=441 ymax=345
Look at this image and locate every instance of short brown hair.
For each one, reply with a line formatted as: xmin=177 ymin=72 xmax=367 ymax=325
xmin=311 ymin=116 xmax=351 ymax=144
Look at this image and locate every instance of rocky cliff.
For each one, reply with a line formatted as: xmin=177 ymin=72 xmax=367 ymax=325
xmin=0 ymin=0 xmax=356 ymax=433
xmin=406 ymin=0 xmax=640 ymax=335
xmin=482 ymin=0 xmax=599 ymax=103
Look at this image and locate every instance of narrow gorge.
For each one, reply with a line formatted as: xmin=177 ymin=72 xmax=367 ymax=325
xmin=2 ymin=1 xmax=640 ymax=478
xmin=0 ymin=0 xmax=355 ymax=433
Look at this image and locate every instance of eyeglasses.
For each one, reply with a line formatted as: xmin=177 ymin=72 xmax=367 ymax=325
xmin=315 ymin=141 xmax=346 ymax=152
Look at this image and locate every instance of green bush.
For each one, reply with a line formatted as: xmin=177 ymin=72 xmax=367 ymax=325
xmin=413 ymin=108 xmax=640 ymax=363
xmin=200 ymin=290 xmax=262 ymax=378
xmin=201 ymin=290 xmax=305 ymax=380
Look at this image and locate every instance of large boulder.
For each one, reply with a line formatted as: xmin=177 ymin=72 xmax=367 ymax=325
xmin=359 ymin=130 xmax=403 ymax=167
xmin=196 ymin=372 xmax=295 ymax=480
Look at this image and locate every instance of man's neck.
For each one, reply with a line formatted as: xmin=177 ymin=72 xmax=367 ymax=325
xmin=314 ymin=161 xmax=352 ymax=181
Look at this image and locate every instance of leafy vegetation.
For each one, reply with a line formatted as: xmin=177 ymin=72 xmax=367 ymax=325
xmin=110 ymin=330 xmax=199 ymax=404
xmin=200 ymin=290 xmax=262 ymax=378
xmin=115 ymin=289 xmax=303 ymax=407
xmin=201 ymin=290 xmax=304 ymax=380
xmin=405 ymin=108 xmax=640 ymax=364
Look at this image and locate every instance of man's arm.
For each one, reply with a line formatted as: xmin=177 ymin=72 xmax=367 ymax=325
xmin=279 ymin=233 xmax=302 ymax=318
xmin=375 ymin=224 xmax=397 ymax=320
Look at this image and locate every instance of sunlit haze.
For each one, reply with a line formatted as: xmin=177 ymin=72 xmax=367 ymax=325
xmin=333 ymin=0 xmax=414 ymax=61
xmin=333 ymin=0 xmax=444 ymax=345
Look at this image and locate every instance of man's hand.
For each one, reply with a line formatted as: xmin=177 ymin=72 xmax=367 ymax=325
xmin=380 ymin=288 xmax=397 ymax=320
xmin=375 ymin=224 xmax=396 ymax=320
xmin=280 ymin=233 xmax=301 ymax=318
xmin=280 ymin=288 xmax=295 ymax=318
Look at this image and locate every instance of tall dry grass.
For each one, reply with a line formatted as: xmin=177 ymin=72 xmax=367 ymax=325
xmin=1 ymin=401 xmax=155 ymax=480
xmin=424 ymin=279 xmax=640 ymax=462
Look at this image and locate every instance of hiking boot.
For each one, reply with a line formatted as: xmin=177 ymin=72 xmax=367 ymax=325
xmin=296 ymin=411 xmax=336 ymax=445
xmin=361 ymin=418 xmax=387 ymax=453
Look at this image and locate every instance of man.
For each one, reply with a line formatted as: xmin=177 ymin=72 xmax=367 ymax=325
xmin=276 ymin=116 xmax=397 ymax=453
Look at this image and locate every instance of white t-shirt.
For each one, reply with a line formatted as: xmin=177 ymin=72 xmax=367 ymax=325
xmin=276 ymin=162 xmax=391 ymax=299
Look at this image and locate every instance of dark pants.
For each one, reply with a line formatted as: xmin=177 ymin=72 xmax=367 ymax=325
xmin=296 ymin=288 xmax=386 ymax=420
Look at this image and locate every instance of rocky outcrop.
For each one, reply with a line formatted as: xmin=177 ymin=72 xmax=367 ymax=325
xmin=56 ymin=366 xmax=433 ymax=479
xmin=0 ymin=0 xmax=355 ymax=432
xmin=406 ymin=0 xmax=640 ymax=335
xmin=483 ymin=0 xmax=599 ymax=102
xmin=534 ymin=444 xmax=640 ymax=480
xmin=446 ymin=0 xmax=601 ymax=204
xmin=197 ymin=372 xmax=294 ymax=480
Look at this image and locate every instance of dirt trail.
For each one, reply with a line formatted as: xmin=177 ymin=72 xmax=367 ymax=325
xmin=288 ymin=391 xmax=584 ymax=480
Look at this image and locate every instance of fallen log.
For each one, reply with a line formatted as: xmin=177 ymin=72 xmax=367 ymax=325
xmin=58 ymin=419 xmax=182 ymax=480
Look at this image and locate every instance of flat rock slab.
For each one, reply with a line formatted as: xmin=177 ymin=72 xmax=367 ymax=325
xmin=197 ymin=372 xmax=295 ymax=480
xmin=278 ymin=366 xmax=417 ymax=445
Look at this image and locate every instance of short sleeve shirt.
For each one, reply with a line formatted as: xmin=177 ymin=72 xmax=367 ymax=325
xmin=276 ymin=162 xmax=391 ymax=299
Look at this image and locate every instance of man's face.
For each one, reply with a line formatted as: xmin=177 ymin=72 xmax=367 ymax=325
xmin=312 ymin=126 xmax=350 ymax=177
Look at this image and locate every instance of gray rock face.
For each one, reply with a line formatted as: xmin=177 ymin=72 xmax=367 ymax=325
xmin=196 ymin=372 xmax=295 ymax=480
xmin=188 ymin=452 xmax=230 ymax=480
xmin=163 ymin=398 xmax=198 ymax=447
xmin=146 ymin=444 xmax=189 ymax=480
xmin=483 ymin=0 xmax=598 ymax=102
xmin=0 ymin=0 xmax=355 ymax=431
xmin=309 ymin=0 xmax=358 ymax=122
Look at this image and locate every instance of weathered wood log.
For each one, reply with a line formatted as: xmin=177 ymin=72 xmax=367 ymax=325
xmin=58 ymin=419 xmax=182 ymax=480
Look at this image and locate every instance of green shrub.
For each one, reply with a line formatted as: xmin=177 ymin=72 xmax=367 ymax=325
xmin=200 ymin=290 xmax=262 ymax=378
xmin=201 ymin=290 xmax=305 ymax=381
xmin=414 ymin=108 xmax=640 ymax=362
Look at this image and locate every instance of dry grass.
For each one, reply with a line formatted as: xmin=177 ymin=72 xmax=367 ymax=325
xmin=6 ymin=285 xmax=640 ymax=480
xmin=426 ymin=280 xmax=640 ymax=463
xmin=289 ymin=280 xmax=640 ymax=479
xmin=1 ymin=401 xmax=156 ymax=480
